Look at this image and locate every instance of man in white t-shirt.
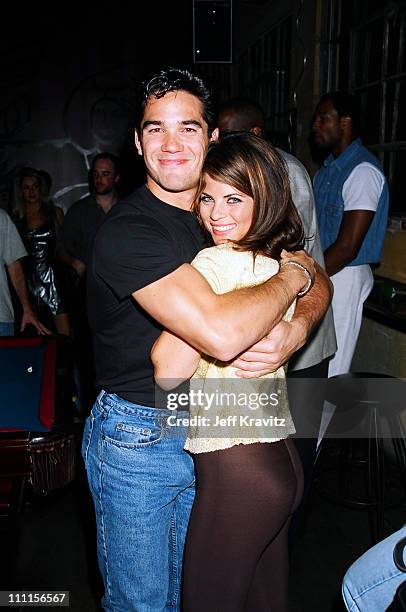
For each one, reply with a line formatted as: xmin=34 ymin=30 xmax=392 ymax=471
xmin=312 ymin=91 xmax=389 ymax=376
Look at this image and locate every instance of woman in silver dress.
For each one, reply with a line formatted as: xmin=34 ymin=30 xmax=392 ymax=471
xmin=13 ymin=167 xmax=70 ymax=336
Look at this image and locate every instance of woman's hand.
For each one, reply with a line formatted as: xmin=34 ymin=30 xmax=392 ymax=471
xmin=151 ymin=331 xmax=201 ymax=389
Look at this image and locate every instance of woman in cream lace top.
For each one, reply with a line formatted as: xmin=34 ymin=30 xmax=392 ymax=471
xmin=151 ymin=133 xmax=312 ymax=612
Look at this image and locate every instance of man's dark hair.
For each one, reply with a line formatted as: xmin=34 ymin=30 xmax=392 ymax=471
xmin=136 ymin=67 xmax=216 ymax=135
xmin=217 ymin=97 xmax=265 ymax=133
xmin=91 ymin=152 xmax=121 ymax=175
xmin=320 ymin=91 xmax=361 ymax=137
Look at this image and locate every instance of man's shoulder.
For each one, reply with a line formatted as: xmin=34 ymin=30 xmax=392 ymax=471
xmin=95 ymin=189 xmax=170 ymax=246
xmin=0 ymin=209 xmax=26 ymax=258
xmin=107 ymin=187 xmax=162 ymax=223
xmin=0 ymin=209 xmax=19 ymax=233
xmin=0 ymin=208 xmax=12 ymax=223
xmin=345 ymin=139 xmax=384 ymax=172
xmin=65 ymin=194 xmax=95 ymax=217
xmin=351 ymin=160 xmax=385 ymax=179
xmin=276 ymin=148 xmax=309 ymax=176
xmin=343 ymin=158 xmax=387 ymax=195
xmin=118 ymin=185 xmax=156 ymax=213
xmin=0 ymin=208 xmax=9 ymax=224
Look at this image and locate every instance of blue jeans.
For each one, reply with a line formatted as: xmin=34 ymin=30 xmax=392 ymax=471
xmin=342 ymin=525 xmax=406 ymax=611
xmin=0 ymin=322 xmax=14 ymax=336
xmin=81 ymin=390 xmax=195 ymax=612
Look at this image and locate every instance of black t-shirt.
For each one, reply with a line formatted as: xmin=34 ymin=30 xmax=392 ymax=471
xmin=87 ymin=185 xmax=205 ymax=406
xmin=59 ymin=195 xmax=106 ymax=264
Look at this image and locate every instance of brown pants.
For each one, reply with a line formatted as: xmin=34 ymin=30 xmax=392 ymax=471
xmin=183 ymin=439 xmax=304 ymax=612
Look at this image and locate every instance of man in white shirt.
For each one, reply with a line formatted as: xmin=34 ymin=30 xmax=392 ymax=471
xmin=312 ymin=91 xmax=389 ymax=376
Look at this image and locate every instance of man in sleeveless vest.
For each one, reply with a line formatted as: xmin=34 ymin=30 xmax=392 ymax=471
xmin=312 ymin=91 xmax=389 ymax=377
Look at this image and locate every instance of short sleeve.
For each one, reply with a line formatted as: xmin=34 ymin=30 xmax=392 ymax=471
xmin=1 ymin=211 xmax=27 ymax=265
xmin=342 ymin=163 xmax=385 ymax=212
xmin=191 ymin=248 xmax=223 ymax=294
xmin=93 ymin=213 xmax=183 ymax=299
xmin=284 ymin=157 xmax=314 ymax=236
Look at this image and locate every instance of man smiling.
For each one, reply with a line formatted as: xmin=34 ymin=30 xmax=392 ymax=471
xmin=83 ymin=68 xmax=332 ymax=611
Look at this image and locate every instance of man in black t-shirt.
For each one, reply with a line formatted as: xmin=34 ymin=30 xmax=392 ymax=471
xmin=58 ymin=153 xmax=121 ymax=415
xmin=83 ymin=68 xmax=333 ymax=612
xmin=59 ymin=152 xmax=121 ymax=275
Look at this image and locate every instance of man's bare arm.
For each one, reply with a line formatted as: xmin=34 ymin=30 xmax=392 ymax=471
xmin=288 ymin=260 xmax=333 ymax=342
xmin=134 ymin=250 xmax=314 ymax=363
xmin=324 ymin=210 xmax=374 ymax=276
xmin=232 ymin=262 xmax=333 ymax=376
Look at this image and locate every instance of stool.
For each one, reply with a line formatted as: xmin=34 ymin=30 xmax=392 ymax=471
xmin=315 ymin=372 xmax=406 ymax=543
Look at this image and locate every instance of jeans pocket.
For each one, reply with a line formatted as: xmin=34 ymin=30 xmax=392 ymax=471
xmin=81 ymin=411 xmax=95 ymax=464
xmin=102 ymin=416 xmax=163 ymax=449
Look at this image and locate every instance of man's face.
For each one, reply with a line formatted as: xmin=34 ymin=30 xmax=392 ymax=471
xmin=92 ymin=158 xmax=119 ymax=196
xmin=135 ymin=90 xmax=217 ymax=209
xmin=312 ymin=99 xmax=345 ymax=150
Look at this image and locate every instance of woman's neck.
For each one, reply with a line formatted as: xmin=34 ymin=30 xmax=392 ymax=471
xmin=24 ymin=201 xmax=45 ymax=227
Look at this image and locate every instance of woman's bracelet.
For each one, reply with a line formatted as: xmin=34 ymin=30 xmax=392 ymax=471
xmin=279 ymin=260 xmax=313 ymax=297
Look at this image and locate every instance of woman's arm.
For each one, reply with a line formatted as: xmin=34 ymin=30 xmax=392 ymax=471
xmin=151 ymin=331 xmax=201 ymax=390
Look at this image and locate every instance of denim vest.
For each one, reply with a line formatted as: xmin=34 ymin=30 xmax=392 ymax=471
xmin=314 ymin=138 xmax=389 ymax=266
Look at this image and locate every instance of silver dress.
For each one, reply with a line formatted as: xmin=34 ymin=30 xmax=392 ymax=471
xmin=20 ymin=221 xmax=66 ymax=316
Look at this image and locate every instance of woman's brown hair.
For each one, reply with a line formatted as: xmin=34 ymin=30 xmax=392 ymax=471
xmin=193 ymin=132 xmax=304 ymax=260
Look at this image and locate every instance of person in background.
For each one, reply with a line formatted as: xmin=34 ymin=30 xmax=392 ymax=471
xmin=312 ymin=91 xmax=389 ymax=377
xmin=151 ymin=132 xmax=307 ymax=611
xmin=217 ymin=97 xmax=337 ymax=542
xmin=13 ymin=167 xmax=69 ymax=336
xmin=342 ymin=525 xmax=406 ymax=611
xmin=0 ymin=208 xmax=49 ymax=336
xmin=58 ymin=153 xmax=120 ymax=415
xmin=82 ymin=67 xmax=332 ymax=611
xmin=58 ymin=152 xmax=120 ymax=278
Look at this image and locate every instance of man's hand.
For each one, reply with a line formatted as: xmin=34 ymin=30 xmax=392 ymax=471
xmin=72 ymin=259 xmax=86 ymax=278
xmin=231 ymin=319 xmax=307 ymax=377
xmin=232 ymin=262 xmax=332 ymax=377
xmin=20 ymin=308 xmax=51 ymax=335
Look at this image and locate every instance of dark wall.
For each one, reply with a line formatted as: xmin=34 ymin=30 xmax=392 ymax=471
xmin=0 ymin=2 xmax=194 ymax=211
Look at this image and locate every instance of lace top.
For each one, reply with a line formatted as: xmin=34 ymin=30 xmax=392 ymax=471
xmin=184 ymin=243 xmax=296 ymax=454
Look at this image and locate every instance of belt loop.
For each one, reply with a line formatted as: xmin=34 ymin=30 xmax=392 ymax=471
xmin=96 ymin=389 xmax=108 ymax=416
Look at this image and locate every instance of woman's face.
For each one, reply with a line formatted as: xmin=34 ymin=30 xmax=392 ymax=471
xmin=21 ymin=177 xmax=41 ymax=205
xmin=198 ymin=174 xmax=254 ymax=245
